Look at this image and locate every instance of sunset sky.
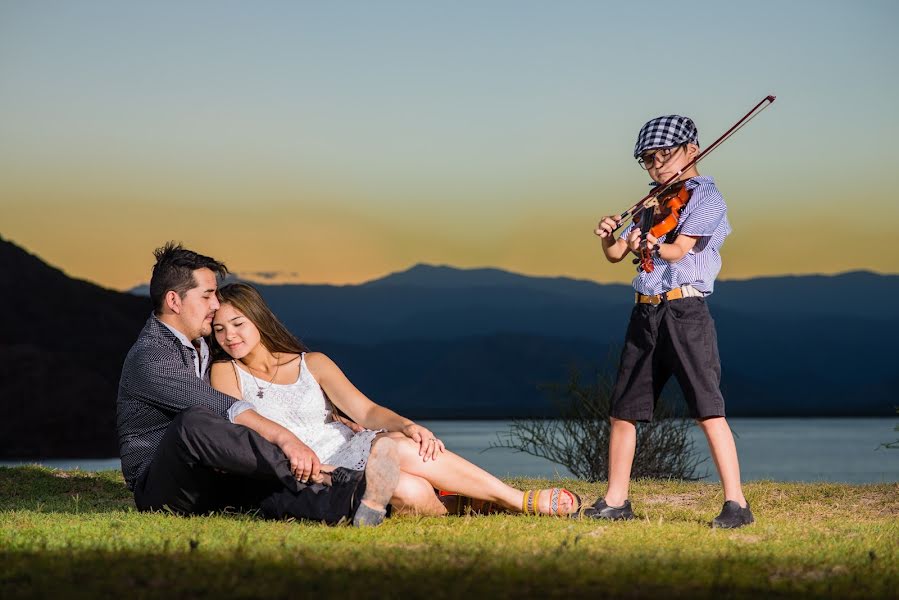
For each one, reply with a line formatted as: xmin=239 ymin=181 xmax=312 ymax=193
xmin=2 ymin=1 xmax=897 ymax=290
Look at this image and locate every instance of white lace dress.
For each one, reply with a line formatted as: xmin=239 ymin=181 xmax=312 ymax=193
xmin=232 ymin=353 xmax=381 ymax=471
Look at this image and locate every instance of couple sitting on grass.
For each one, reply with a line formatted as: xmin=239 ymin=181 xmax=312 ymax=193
xmin=117 ymin=243 xmax=582 ymax=526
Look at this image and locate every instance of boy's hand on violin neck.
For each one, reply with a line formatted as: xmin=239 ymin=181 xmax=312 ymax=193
xmin=626 ymin=228 xmax=643 ymax=252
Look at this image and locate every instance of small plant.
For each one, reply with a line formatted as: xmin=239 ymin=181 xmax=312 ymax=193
xmin=490 ymin=364 xmax=706 ymax=482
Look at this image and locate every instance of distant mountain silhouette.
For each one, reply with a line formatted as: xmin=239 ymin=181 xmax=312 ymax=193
xmin=4 ymin=238 xmax=897 ymax=458
xmin=0 ymin=236 xmax=149 ymax=458
xmin=129 ymin=262 xmax=899 ymax=417
xmin=245 ymin=265 xmax=898 ymax=417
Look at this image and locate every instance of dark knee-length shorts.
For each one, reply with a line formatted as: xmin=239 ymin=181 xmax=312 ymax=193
xmin=609 ymin=296 xmax=725 ymax=422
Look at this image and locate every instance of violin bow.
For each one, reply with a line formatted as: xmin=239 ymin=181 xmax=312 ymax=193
xmin=611 ymin=94 xmax=776 ymax=232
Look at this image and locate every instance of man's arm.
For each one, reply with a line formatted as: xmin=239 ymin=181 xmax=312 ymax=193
xmin=129 ymin=356 xmax=240 ymax=418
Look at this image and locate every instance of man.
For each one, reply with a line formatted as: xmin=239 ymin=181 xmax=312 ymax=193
xmin=117 ymin=242 xmax=398 ymax=526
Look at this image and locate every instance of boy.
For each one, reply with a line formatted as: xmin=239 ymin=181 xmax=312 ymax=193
xmin=588 ymin=115 xmax=753 ymax=528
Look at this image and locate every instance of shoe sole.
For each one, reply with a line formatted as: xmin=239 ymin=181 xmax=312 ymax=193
xmin=711 ymin=517 xmax=754 ymax=529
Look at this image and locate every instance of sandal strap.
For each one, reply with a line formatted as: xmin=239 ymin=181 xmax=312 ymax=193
xmin=550 ymin=488 xmax=561 ymax=515
xmin=561 ymin=489 xmax=581 ymax=515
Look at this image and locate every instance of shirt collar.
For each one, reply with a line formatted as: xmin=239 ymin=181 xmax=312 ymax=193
xmin=154 ymin=315 xmax=208 ymax=355
xmin=684 ymin=175 xmax=714 ymax=189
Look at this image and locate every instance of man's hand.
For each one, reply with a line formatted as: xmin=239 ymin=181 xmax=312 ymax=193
xmin=277 ymin=433 xmax=321 ymax=483
xmin=402 ymin=423 xmax=446 ymax=462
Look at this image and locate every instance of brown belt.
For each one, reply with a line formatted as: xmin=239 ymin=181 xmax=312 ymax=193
xmin=636 ymin=287 xmax=685 ymax=305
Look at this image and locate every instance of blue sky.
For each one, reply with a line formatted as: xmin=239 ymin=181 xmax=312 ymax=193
xmin=1 ymin=1 xmax=896 ymax=288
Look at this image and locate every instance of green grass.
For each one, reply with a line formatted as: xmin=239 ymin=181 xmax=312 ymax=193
xmin=1 ymin=466 xmax=896 ymax=599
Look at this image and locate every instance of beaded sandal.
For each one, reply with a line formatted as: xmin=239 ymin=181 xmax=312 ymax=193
xmin=521 ymin=488 xmax=581 ymax=517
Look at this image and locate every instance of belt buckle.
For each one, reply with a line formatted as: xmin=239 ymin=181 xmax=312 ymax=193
xmin=649 ymin=294 xmax=662 ymax=306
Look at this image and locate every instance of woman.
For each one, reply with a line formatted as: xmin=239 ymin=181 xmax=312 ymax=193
xmin=209 ymin=282 xmax=580 ymax=518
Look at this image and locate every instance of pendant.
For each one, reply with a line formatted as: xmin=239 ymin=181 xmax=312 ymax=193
xmin=257 ymin=390 xmax=265 ymax=399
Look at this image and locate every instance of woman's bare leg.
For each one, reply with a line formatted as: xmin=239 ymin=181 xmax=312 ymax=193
xmin=390 ymin=472 xmax=447 ymax=516
xmin=376 ymin=432 xmax=574 ymax=514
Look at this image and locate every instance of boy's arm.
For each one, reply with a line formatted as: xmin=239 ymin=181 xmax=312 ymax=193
xmin=596 ymin=216 xmax=635 ymax=263
xmin=647 ymin=233 xmax=699 ymax=262
xmin=645 ymin=185 xmax=727 ymax=261
xmin=601 ymin=235 xmax=632 ymax=263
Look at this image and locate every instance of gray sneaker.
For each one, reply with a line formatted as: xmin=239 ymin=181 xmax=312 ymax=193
xmin=579 ymin=498 xmax=635 ymax=521
xmin=712 ymin=500 xmax=754 ymax=529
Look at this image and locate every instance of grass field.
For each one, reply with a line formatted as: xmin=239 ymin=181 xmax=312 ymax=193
xmin=1 ymin=466 xmax=896 ymax=599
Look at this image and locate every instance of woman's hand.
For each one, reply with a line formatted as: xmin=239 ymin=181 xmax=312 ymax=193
xmin=333 ymin=411 xmax=366 ymax=433
xmin=402 ymin=423 xmax=446 ymax=462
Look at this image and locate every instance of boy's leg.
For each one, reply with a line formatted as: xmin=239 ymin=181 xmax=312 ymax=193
xmin=605 ymin=417 xmax=637 ymax=506
xmin=584 ymin=305 xmax=664 ymax=520
xmin=664 ymin=298 xmax=753 ymax=527
xmin=697 ymin=416 xmax=746 ymax=506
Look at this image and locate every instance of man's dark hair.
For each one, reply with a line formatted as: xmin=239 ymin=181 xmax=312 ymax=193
xmin=150 ymin=242 xmax=229 ymax=315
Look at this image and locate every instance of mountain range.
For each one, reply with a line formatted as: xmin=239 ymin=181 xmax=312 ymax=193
xmin=2 ymin=235 xmax=897 ymax=458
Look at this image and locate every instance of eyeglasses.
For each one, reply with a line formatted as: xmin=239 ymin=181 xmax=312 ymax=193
xmin=637 ymin=145 xmax=683 ymax=170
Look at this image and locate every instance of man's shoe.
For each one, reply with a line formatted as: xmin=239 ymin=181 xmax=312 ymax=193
xmin=712 ymin=500 xmax=754 ymax=529
xmin=580 ymin=498 xmax=635 ymax=521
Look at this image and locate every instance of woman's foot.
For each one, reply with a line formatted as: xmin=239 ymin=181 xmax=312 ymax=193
xmin=523 ymin=488 xmax=581 ymax=516
xmin=437 ymin=490 xmax=506 ymax=515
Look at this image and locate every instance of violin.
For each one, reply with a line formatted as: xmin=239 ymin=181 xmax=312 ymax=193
xmin=596 ymin=94 xmax=776 ymax=271
xmin=636 ymin=181 xmax=692 ymax=273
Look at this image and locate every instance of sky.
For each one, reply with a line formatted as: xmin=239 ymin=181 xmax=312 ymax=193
xmin=1 ymin=0 xmax=897 ymax=290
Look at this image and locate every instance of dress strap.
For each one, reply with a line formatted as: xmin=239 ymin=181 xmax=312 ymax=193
xmin=229 ymin=360 xmax=244 ymax=396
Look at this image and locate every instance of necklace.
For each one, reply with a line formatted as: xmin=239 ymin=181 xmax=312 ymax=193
xmin=246 ymin=356 xmax=281 ymax=399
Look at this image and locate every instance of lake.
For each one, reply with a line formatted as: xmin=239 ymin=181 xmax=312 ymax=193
xmin=4 ymin=418 xmax=897 ymax=483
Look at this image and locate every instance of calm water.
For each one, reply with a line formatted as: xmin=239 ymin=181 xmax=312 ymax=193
xmin=4 ymin=418 xmax=897 ymax=483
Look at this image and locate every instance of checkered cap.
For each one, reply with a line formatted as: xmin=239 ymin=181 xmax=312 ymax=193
xmin=633 ymin=115 xmax=699 ymax=158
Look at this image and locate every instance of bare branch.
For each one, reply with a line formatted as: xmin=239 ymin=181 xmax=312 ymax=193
xmin=489 ymin=362 xmax=706 ymax=482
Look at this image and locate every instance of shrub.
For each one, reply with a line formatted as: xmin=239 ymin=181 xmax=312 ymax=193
xmin=490 ymin=365 xmax=706 ymax=482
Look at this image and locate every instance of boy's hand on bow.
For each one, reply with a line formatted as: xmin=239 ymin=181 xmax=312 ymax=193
xmin=594 ymin=215 xmax=621 ymax=241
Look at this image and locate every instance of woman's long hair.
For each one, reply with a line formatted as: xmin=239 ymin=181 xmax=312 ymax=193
xmin=210 ymin=282 xmax=309 ymax=363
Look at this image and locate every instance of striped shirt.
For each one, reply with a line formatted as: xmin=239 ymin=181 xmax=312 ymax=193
xmin=116 ymin=315 xmax=255 ymax=490
xmin=619 ymin=175 xmax=731 ymax=296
